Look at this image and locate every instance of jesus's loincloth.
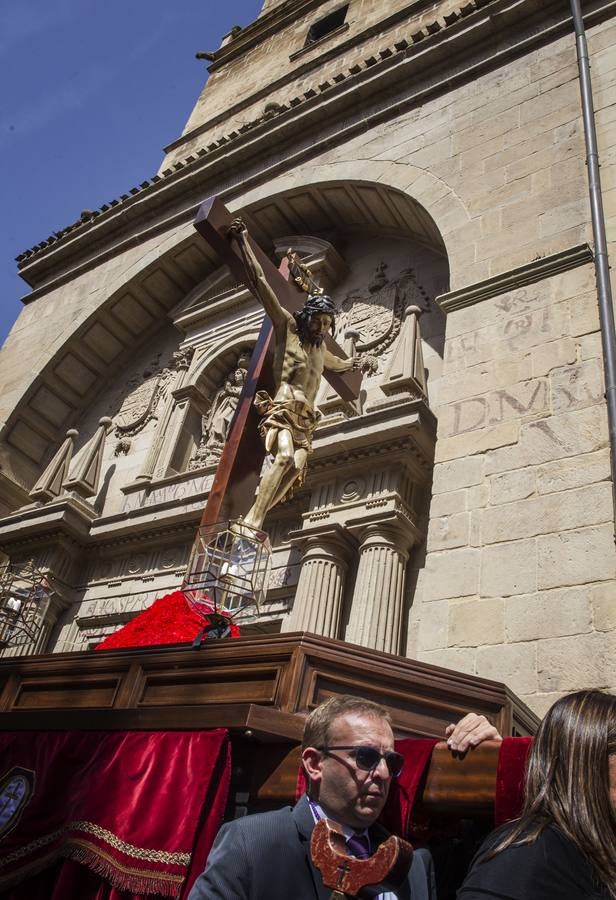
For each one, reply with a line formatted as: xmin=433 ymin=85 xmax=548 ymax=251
xmin=254 ymin=391 xmax=321 ymax=454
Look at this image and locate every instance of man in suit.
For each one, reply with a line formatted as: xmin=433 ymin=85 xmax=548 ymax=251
xmin=188 ymin=696 xmax=500 ymax=899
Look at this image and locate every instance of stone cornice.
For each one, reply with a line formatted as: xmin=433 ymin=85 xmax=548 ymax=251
xmin=16 ymin=0 xmax=606 ymax=294
xmin=312 ymin=396 xmax=436 ymax=473
xmin=436 ymin=243 xmax=594 ymax=313
xmin=0 ymin=495 xmax=96 ymax=546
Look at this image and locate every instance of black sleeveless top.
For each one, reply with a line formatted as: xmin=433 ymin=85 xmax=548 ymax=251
xmin=457 ymin=823 xmax=609 ymax=900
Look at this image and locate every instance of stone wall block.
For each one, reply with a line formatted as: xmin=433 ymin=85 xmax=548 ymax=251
xmin=480 ymin=483 xmax=611 ymax=544
xmin=476 ymin=642 xmax=538 ymax=695
xmin=485 ymin=405 xmax=608 ymax=475
xmin=415 ymin=598 xmax=449 ymax=652
xmin=518 ymin=692 xmax=568 ymax=718
xmin=417 ymin=647 xmax=476 ymax=677
xmin=591 ymin=583 xmax=616 ymax=632
xmin=431 ymin=457 xmax=484 ymax=495
xmin=432 ymin=359 xmax=527 ymax=407
xmin=550 ymin=359 xmax=605 ymax=413
xmin=467 ymin=484 xmax=489 ymax=510
xmin=570 ymin=291 xmax=601 ymax=336
xmin=537 ymin=632 xmax=616 ymax=692
xmin=505 ymin=588 xmax=592 ymax=642
xmin=426 ymin=512 xmax=470 ymax=552
xmin=541 ymin=199 xmax=590 ymax=239
xmin=490 ymin=469 xmax=536 ymax=505
xmin=449 ymin=597 xmax=504 ymax=647
xmin=531 ymin=338 xmax=577 ymax=377
xmin=422 ymin=547 xmax=480 ymax=602
xmin=435 ymin=421 xmax=519 ymax=464
xmin=429 ymin=490 xmax=467 ymax=517
xmin=536 ymin=448 xmax=610 ymax=494
xmin=453 ymin=107 xmax=521 ymax=155
xmin=480 ymin=539 xmax=537 ymax=598
xmin=537 ymin=524 xmax=616 ymax=590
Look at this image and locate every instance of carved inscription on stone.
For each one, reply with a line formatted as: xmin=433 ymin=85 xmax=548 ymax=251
xmin=444 ymin=379 xmax=549 ymax=436
xmin=122 ymin=472 xmax=214 ymax=512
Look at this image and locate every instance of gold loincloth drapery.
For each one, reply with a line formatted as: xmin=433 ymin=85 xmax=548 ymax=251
xmin=254 ymin=392 xmax=321 ymax=500
xmin=254 ymin=391 xmax=321 ymax=453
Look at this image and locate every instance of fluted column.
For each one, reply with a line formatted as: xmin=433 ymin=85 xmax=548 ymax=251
xmin=344 ymin=524 xmax=409 ymax=655
xmin=283 ymin=526 xmax=354 ymax=638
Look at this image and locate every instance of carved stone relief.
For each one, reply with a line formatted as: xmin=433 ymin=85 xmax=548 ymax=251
xmin=336 ymin=262 xmax=431 ymax=376
xmin=111 ymin=347 xmax=195 ymax=446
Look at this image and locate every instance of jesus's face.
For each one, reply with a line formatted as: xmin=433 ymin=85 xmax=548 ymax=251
xmin=307 ymin=312 xmax=333 ymax=346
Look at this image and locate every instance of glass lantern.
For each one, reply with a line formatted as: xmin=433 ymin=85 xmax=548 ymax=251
xmin=0 ymin=563 xmax=52 ymax=652
xmin=182 ymin=519 xmax=271 ymax=623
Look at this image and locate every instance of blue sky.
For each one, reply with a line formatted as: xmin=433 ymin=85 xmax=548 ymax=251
xmin=0 ymin=0 xmax=263 ymax=346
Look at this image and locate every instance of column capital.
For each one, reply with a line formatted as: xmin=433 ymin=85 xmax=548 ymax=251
xmin=288 ymin=521 xmax=356 ymax=561
xmin=346 ymin=507 xmax=419 ymax=554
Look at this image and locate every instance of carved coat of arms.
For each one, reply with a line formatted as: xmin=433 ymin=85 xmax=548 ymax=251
xmin=115 ymin=375 xmax=164 ymax=435
xmin=113 ymin=348 xmax=193 ymax=438
xmin=338 ymin=262 xmax=428 ymax=360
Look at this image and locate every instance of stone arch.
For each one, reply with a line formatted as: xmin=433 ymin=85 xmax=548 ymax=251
xmin=2 ymin=172 xmax=455 ymax=499
xmin=1 ymin=230 xmax=224 ymax=489
xmin=235 ymin=161 xmax=467 ymax=270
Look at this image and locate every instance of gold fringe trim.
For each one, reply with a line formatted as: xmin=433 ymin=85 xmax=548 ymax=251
xmin=67 ymin=839 xmax=184 ymax=897
xmin=0 ymin=819 xmax=190 ymax=868
xmin=71 ymin=821 xmax=190 ymax=865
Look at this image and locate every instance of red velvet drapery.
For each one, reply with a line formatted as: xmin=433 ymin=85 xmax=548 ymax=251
xmin=494 ymin=736 xmax=532 ymax=825
xmin=0 ymin=730 xmax=230 ymax=899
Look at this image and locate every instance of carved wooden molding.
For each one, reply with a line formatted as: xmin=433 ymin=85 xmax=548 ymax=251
xmin=0 ymin=631 xmax=539 ymax=736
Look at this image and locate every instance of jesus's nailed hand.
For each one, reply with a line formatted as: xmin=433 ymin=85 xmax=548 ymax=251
xmin=228 ymin=217 xmax=247 ymax=238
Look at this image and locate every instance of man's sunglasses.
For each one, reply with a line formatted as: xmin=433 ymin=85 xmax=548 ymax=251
xmin=317 ymin=745 xmax=405 ymax=777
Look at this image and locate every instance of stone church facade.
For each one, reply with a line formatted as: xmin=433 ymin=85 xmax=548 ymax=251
xmin=0 ymin=0 xmax=614 ymax=714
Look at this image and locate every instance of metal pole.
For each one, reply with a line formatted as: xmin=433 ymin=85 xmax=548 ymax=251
xmin=570 ymin=0 xmax=616 ymax=535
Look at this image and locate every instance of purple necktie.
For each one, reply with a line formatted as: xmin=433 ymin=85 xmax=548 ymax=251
xmin=346 ymin=833 xmax=371 ymax=859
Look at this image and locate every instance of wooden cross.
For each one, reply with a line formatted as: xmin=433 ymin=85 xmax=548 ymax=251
xmin=193 ymin=196 xmax=361 ymax=528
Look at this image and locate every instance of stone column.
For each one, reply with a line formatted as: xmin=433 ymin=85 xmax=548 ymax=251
xmin=283 ymin=526 xmax=354 ymax=638
xmin=344 ymin=523 xmax=410 ymax=655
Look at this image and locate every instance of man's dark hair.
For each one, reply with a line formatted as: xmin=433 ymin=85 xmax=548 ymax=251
xmin=294 ymin=293 xmax=337 ymax=345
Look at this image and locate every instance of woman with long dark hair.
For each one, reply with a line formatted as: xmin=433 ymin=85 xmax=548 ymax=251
xmin=458 ymin=690 xmax=616 ymax=899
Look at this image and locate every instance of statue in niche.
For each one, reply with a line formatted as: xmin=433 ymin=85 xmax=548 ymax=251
xmin=188 ymin=354 xmax=250 ymax=469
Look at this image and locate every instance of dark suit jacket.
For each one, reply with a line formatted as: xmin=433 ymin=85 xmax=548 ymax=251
xmin=188 ymin=794 xmax=436 ymax=900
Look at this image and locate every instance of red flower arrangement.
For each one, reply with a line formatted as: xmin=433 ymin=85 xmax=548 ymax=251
xmin=95 ymin=590 xmax=240 ymax=651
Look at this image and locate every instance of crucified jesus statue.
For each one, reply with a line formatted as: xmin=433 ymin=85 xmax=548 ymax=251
xmin=228 ymin=218 xmax=359 ymax=531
